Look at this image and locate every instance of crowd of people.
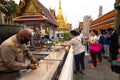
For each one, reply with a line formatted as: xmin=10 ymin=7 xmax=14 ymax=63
xmin=86 ymin=28 xmax=119 ymax=69
xmin=0 ymin=27 xmax=119 ymax=80
xmin=62 ymin=27 xmax=120 ymax=75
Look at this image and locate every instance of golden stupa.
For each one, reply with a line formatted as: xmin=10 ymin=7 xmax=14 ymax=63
xmin=56 ymin=0 xmax=71 ymax=32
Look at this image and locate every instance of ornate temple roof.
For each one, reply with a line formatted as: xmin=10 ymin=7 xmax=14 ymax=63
xmin=13 ymin=0 xmax=58 ymax=27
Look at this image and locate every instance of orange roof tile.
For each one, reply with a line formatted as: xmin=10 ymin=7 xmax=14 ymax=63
xmin=90 ymin=10 xmax=115 ymax=30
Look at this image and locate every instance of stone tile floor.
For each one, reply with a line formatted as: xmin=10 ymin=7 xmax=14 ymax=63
xmin=74 ymin=54 xmax=119 ymax=80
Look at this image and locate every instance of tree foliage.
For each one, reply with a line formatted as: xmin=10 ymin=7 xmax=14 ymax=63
xmin=0 ymin=0 xmax=7 ymax=4
xmin=62 ymin=32 xmax=71 ymax=41
xmin=0 ymin=0 xmax=18 ymax=16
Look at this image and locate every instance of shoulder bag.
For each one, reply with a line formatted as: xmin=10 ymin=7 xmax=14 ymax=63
xmin=90 ymin=43 xmax=102 ymax=53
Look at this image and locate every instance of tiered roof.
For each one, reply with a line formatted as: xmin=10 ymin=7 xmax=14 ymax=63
xmin=13 ymin=0 xmax=58 ymax=27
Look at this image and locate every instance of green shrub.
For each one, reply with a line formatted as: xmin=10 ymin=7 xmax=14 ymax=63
xmin=62 ymin=32 xmax=70 ymax=41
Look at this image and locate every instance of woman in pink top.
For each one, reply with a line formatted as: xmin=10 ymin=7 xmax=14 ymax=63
xmin=87 ymin=30 xmax=98 ymax=69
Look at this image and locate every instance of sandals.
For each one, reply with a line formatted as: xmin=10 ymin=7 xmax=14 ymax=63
xmin=97 ymin=62 xmax=100 ymax=65
xmin=89 ymin=65 xmax=96 ymax=69
xmin=97 ymin=61 xmax=101 ymax=65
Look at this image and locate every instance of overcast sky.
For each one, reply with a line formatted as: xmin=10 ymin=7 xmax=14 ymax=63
xmin=14 ymin=0 xmax=115 ymax=29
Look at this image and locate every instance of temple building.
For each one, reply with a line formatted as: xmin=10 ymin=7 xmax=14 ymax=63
xmin=79 ymin=10 xmax=115 ymax=34
xmin=13 ymin=0 xmax=58 ymax=39
xmin=0 ymin=0 xmax=5 ymax=24
xmin=56 ymin=0 xmax=71 ymax=33
xmin=90 ymin=10 xmax=115 ymax=30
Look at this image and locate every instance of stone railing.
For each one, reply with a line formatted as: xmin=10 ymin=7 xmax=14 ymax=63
xmin=59 ymin=46 xmax=73 ymax=80
xmin=20 ymin=49 xmax=66 ymax=80
xmin=19 ymin=46 xmax=74 ymax=80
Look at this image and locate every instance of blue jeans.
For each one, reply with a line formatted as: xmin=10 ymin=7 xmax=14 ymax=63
xmin=74 ymin=52 xmax=85 ymax=71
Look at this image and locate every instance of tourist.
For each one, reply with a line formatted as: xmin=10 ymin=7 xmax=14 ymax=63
xmin=86 ymin=30 xmax=98 ymax=69
xmin=103 ymin=29 xmax=110 ymax=58
xmin=61 ymin=30 xmax=85 ymax=74
xmin=97 ymin=29 xmax=105 ymax=64
xmin=107 ymin=28 xmax=119 ymax=62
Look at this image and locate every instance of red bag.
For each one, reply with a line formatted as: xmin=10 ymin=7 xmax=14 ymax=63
xmin=90 ymin=43 xmax=102 ymax=53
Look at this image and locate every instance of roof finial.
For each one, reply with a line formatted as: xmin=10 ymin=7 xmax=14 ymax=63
xmin=59 ymin=0 xmax=61 ymax=9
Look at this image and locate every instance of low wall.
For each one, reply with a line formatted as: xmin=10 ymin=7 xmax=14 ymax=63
xmin=20 ymin=49 xmax=66 ymax=80
xmin=59 ymin=46 xmax=73 ymax=80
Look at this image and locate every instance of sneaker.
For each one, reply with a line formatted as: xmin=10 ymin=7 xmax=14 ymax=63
xmin=74 ymin=71 xmax=79 ymax=75
xmin=79 ymin=70 xmax=85 ymax=75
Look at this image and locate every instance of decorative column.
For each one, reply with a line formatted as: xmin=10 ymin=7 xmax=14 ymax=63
xmin=83 ymin=16 xmax=92 ymax=36
xmin=114 ymin=0 xmax=120 ymax=32
xmin=0 ymin=12 xmax=2 ymax=24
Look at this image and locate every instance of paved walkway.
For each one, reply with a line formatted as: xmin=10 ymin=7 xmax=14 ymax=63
xmin=73 ymin=53 xmax=119 ymax=80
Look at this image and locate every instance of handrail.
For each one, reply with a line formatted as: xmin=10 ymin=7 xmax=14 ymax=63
xmin=59 ymin=46 xmax=74 ymax=80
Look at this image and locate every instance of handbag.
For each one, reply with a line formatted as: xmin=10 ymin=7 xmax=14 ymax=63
xmin=90 ymin=43 xmax=102 ymax=53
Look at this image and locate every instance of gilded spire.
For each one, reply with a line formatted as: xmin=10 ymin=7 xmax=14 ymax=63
xmin=57 ymin=0 xmax=64 ymax=21
xmin=57 ymin=0 xmax=69 ymax=31
xmin=59 ymin=0 xmax=61 ymax=9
